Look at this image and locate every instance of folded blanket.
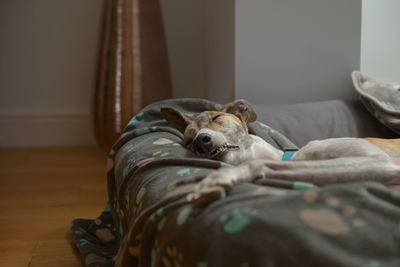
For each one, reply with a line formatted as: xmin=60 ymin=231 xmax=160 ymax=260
xmin=352 ymin=71 xmax=400 ymax=134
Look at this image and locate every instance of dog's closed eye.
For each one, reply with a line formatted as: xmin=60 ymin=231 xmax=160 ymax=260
xmin=212 ymin=115 xmax=221 ymax=121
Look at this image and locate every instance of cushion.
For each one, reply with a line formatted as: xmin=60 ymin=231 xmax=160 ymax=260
xmin=253 ymin=100 xmax=396 ymax=147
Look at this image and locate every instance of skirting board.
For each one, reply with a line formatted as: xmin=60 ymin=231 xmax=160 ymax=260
xmin=0 ymin=113 xmax=96 ymax=147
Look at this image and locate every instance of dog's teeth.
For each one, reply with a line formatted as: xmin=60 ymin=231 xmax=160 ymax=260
xmin=209 ymin=144 xmax=239 ymax=159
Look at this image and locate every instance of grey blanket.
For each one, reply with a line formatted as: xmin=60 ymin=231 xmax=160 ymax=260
xmin=71 ymin=98 xmax=400 ymax=267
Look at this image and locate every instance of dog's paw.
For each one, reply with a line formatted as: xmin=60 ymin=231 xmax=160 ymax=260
xmin=186 ymin=184 xmax=226 ymax=206
xmin=186 ymin=168 xmax=238 ymax=205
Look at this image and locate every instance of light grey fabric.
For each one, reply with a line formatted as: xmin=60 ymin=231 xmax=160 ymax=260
xmin=253 ymin=100 xmax=396 ymax=147
xmin=352 ymin=70 xmax=400 ymax=135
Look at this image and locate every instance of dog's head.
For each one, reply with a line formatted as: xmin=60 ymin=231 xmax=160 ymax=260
xmin=161 ymin=99 xmax=257 ymax=164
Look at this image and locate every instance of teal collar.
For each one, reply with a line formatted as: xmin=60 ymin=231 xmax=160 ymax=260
xmin=282 ymin=149 xmax=298 ymax=161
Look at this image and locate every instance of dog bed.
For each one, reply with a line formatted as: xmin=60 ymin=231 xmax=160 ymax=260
xmin=71 ymin=98 xmax=400 ymax=267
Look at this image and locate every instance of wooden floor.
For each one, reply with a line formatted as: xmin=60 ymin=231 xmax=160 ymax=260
xmin=0 ymin=147 xmax=108 ymax=267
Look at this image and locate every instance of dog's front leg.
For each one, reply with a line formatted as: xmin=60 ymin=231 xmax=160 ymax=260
xmin=187 ymin=156 xmax=400 ymax=205
xmin=258 ymin=156 xmax=400 ymax=185
xmin=187 ymin=160 xmax=270 ymax=205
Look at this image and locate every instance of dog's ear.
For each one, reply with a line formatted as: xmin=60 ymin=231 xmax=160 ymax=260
xmin=222 ymin=99 xmax=257 ymax=123
xmin=160 ymin=107 xmax=192 ymax=133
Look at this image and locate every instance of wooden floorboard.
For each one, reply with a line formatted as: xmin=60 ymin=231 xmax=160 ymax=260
xmin=0 ymin=147 xmax=108 ymax=267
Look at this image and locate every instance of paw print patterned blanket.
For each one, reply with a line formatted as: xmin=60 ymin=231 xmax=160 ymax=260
xmin=71 ymin=98 xmax=400 ymax=267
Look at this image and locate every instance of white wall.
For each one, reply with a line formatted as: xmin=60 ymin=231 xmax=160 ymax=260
xmin=0 ymin=0 xmax=102 ymax=117
xmin=160 ymin=0 xmax=206 ymax=99
xmin=205 ymin=0 xmax=235 ymax=103
xmin=235 ymin=0 xmax=361 ymax=104
xmin=361 ymin=0 xmax=400 ymax=86
xmin=0 ymin=0 xmax=102 ymax=146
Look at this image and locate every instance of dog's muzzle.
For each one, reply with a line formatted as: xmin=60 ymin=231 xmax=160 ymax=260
xmin=193 ymin=133 xmax=239 ymax=159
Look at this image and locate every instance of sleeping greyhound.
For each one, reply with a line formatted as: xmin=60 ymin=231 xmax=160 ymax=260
xmin=161 ymin=99 xmax=400 ymax=204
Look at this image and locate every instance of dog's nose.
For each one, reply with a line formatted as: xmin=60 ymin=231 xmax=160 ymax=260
xmin=194 ymin=133 xmax=213 ymax=155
